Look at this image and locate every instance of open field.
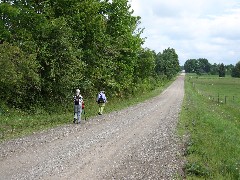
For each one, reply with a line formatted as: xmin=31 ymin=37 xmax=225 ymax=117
xmin=179 ymin=74 xmax=240 ymax=179
xmin=189 ymin=74 xmax=240 ymax=105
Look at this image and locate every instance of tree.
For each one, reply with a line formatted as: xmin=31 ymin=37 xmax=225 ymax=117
xmin=219 ymin=63 xmax=225 ymax=77
xmin=155 ymin=48 xmax=180 ymax=79
xmin=0 ymin=0 xmax=180 ymax=112
xmin=0 ymin=0 xmax=146 ymax=110
xmin=134 ymin=48 xmax=155 ymax=80
xmin=105 ymin=0 xmax=143 ymax=94
xmin=0 ymin=42 xmax=40 ymax=109
xmin=231 ymin=61 xmax=240 ymax=78
xmin=225 ymin=64 xmax=234 ymax=75
xmin=184 ymin=58 xmax=211 ymax=74
xmin=184 ymin=59 xmax=198 ymax=73
xmin=210 ymin=63 xmax=219 ymax=75
xmin=198 ymin=58 xmax=211 ymax=74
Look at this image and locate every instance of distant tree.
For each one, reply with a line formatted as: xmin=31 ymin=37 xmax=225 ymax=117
xmin=155 ymin=48 xmax=180 ymax=79
xmin=184 ymin=59 xmax=198 ymax=73
xmin=198 ymin=58 xmax=211 ymax=74
xmin=225 ymin=64 xmax=234 ymax=75
xmin=231 ymin=61 xmax=240 ymax=78
xmin=219 ymin=63 xmax=225 ymax=77
xmin=184 ymin=58 xmax=235 ymax=77
xmin=210 ymin=63 xmax=219 ymax=75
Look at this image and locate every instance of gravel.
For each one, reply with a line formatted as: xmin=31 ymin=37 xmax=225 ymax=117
xmin=0 ymin=75 xmax=185 ymax=180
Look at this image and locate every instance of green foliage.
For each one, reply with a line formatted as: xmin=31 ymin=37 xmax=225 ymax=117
xmin=184 ymin=59 xmax=198 ymax=73
xmin=184 ymin=58 xmax=211 ymax=75
xmin=218 ymin=63 xmax=225 ymax=77
xmin=0 ymin=79 xmax=173 ymax=141
xmin=231 ymin=61 xmax=240 ymax=78
xmin=179 ymin=74 xmax=240 ymax=179
xmin=155 ymin=47 xmax=180 ymax=79
xmin=184 ymin=59 xmax=235 ymax=76
xmin=134 ymin=48 xmax=156 ymax=81
xmin=185 ymin=162 xmax=210 ymax=177
xmin=0 ymin=0 xmax=180 ymax=113
xmin=198 ymin=58 xmax=211 ymax=74
xmin=210 ymin=63 xmax=219 ymax=75
xmin=225 ymin=64 xmax=234 ymax=75
xmin=0 ymin=42 xmax=40 ymax=109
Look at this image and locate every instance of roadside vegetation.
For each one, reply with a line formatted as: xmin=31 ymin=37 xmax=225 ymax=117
xmin=0 ymin=78 xmax=174 ymax=142
xmin=179 ymin=73 xmax=240 ymax=179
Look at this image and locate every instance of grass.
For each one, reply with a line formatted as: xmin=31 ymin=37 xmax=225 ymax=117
xmin=179 ymin=74 xmax=240 ymax=179
xmin=0 ymin=78 xmax=175 ymax=142
xmin=188 ymin=74 xmax=240 ymax=105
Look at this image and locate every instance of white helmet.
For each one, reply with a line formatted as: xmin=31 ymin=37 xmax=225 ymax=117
xmin=76 ymin=89 xmax=80 ymax=95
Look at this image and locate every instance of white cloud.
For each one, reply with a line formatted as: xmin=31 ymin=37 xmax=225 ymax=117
xmin=130 ymin=0 xmax=240 ymax=65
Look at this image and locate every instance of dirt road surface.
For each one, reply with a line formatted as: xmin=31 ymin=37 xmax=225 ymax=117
xmin=0 ymin=74 xmax=185 ymax=180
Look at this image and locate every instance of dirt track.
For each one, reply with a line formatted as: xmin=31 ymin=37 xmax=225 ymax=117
xmin=0 ymin=74 xmax=185 ymax=180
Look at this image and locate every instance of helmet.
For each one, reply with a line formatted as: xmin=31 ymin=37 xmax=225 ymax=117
xmin=76 ymin=89 xmax=80 ymax=95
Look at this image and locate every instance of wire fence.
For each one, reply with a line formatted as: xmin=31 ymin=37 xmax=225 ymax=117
xmin=192 ymin=82 xmax=240 ymax=106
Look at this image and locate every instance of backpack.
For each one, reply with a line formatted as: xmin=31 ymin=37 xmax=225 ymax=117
xmin=98 ymin=94 xmax=104 ymax=103
xmin=74 ymin=95 xmax=82 ymax=105
xmin=82 ymin=101 xmax=85 ymax=109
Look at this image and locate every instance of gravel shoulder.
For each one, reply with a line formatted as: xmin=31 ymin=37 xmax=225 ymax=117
xmin=0 ymin=74 xmax=185 ymax=180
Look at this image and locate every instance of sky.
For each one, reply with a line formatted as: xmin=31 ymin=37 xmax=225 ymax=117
xmin=130 ymin=0 xmax=240 ymax=66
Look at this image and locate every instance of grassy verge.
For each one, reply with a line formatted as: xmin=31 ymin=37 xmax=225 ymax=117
xmin=0 ymin=78 xmax=175 ymax=142
xmin=178 ymin=74 xmax=240 ymax=179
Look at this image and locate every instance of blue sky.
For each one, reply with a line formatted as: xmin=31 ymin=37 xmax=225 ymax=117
xmin=130 ymin=0 xmax=240 ymax=65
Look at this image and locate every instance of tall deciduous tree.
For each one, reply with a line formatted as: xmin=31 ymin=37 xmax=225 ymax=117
xmin=155 ymin=48 xmax=180 ymax=79
xmin=219 ymin=63 xmax=225 ymax=77
xmin=231 ymin=61 xmax=240 ymax=78
xmin=105 ymin=0 xmax=143 ymax=93
xmin=134 ymin=48 xmax=155 ymax=81
xmin=198 ymin=58 xmax=211 ymax=73
xmin=184 ymin=58 xmax=211 ymax=74
xmin=0 ymin=42 xmax=40 ymax=109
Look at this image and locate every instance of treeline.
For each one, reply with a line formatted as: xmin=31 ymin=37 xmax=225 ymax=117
xmin=0 ymin=0 xmax=180 ymax=112
xmin=184 ymin=58 xmax=240 ymax=77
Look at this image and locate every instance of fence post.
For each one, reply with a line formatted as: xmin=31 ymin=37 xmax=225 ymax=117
xmin=218 ymin=93 xmax=219 ymax=103
xmin=233 ymin=96 xmax=235 ymax=102
xmin=225 ymin=96 xmax=227 ymax=104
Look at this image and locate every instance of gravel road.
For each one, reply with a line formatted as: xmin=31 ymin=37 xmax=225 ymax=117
xmin=0 ymin=74 xmax=185 ymax=180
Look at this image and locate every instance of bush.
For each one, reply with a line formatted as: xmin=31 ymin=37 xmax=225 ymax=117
xmin=0 ymin=42 xmax=40 ymax=109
